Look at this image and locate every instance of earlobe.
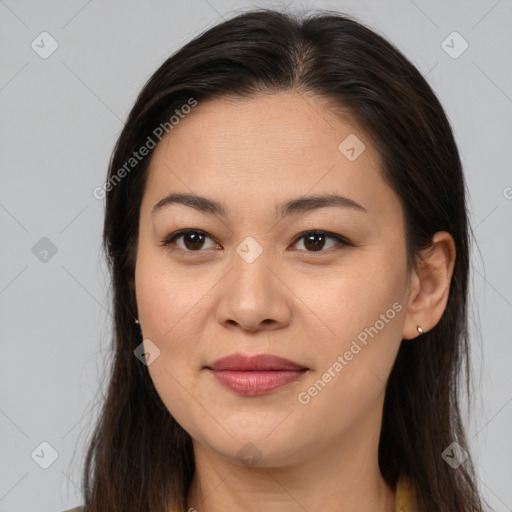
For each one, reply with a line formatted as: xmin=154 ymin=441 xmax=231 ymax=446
xmin=401 ymin=231 xmax=456 ymax=340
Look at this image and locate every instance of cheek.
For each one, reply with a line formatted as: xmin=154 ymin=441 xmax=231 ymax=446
xmin=134 ymin=246 xmax=219 ymax=399
xmin=135 ymin=246 xmax=210 ymax=346
xmin=292 ymin=256 xmax=406 ymax=345
xmin=295 ymin=253 xmax=407 ymax=403
xmin=134 ymin=250 xmax=212 ymax=433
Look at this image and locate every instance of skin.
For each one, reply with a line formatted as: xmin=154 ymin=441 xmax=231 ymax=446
xmin=134 ymin=92 xmax=456 ymax=512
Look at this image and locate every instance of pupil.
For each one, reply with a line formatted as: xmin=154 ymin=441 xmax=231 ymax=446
xmin=185 ymin=232 xmax=204 ymax=250
xmin=305 ymin=234 xmax=324 ymax=251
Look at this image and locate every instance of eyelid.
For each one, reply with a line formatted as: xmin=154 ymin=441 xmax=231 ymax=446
xmin=160 ymin=228 xmax=353 ymax=253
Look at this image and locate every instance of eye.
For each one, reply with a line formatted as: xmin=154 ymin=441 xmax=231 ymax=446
xmin=291 ymin=230 xmax=352 ymax=252
xmin=160 ymin=229 xmax=219 ymax=252
xmin=161 ymin=228 xmax=352 ymax=254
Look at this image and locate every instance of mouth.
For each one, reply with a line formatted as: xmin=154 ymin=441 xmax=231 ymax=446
xmin=205 ymin=353 xmax=309 ymax=396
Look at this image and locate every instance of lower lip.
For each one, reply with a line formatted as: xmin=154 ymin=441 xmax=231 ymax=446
xmin=208 ymin=369 xmax=307 ymax=396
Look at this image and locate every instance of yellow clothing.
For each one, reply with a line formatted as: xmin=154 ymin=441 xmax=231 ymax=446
xmin=395 ymin=474 xmax=415 ymax=511
xmin=62 ymin=474 xmax=415 ymax=511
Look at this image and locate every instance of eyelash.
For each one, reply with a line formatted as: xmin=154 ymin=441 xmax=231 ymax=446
xmin=160 ymin=229 xmax=353 ymax=255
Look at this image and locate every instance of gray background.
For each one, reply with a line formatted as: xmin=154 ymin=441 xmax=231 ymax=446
xmin=0 ymin=0 xmax=511 ymax=511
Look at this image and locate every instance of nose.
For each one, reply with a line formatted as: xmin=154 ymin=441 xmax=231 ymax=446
xmin=215 ymin=244 xmax=292 ymax=333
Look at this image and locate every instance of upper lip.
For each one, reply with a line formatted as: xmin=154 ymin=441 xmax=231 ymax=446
xmin=207 ymin=353 xmax=308 ymax=371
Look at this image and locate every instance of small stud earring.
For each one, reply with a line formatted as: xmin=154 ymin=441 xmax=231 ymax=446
xmin=135 ymin=318 xmax=140 ymax=324
xmin=417 ymin=325 xmax=423 ymax=334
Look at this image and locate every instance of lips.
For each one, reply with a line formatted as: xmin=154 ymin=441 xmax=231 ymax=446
xmin=206 ymin=353 xmax=309 ymax=396
xmin=207 ymin=353 xmax=308 ymax=372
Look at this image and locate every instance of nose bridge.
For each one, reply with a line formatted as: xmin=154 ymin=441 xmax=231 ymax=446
xmin=215 ymin=234 xmax=291 ymax=331
xmin=230 ymin=235 xmax=274 ymax=303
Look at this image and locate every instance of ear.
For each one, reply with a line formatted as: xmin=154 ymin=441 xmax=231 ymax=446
xmin=402 ymin=231 xmax=456 ymax=340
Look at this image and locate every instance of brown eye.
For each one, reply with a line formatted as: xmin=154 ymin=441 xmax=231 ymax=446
xmin=162 ymin=229 xmax=218 ymax=252
xmin=293 ymin=231 xmax=350 ymax=253
xmin=182 ymin=231 xmax=206 ymax=250
xmin=303 ymin=233 xmax=328 ymax=251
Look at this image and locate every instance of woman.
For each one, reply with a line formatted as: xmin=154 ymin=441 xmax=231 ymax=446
xmin=68 ymin=8 xmax=487 ymax=512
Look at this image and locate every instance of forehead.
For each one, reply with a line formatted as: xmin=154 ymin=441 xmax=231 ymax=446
xmin=151 ymin=92 xmax=375 ymax=172
xmin=143 ymin=92 xmax=399 ymax=222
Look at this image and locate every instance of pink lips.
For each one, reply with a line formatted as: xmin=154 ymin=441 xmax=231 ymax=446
xmin=206 ymin=353 xmax=309 ymax=396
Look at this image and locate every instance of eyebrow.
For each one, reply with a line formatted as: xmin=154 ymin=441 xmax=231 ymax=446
xmin=151 ymin=192 xmax=367 ymax=219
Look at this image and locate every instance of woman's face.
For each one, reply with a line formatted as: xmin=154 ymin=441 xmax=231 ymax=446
xmin=135 ymin=92 xmax=412 ymax=466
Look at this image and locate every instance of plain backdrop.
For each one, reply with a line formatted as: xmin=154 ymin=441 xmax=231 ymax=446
xmin=1 ymin=1 xmax=511 ymax=511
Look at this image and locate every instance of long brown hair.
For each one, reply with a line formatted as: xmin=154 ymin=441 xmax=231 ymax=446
xmin=82 ymin=9 xmax=487 ymax=511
